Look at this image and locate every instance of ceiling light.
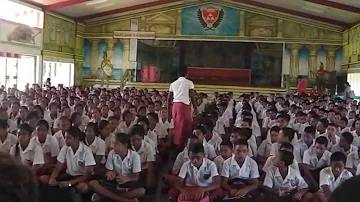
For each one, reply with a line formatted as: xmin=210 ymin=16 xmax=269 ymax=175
xmin=86 ymin=0 xmax=108 ymax=6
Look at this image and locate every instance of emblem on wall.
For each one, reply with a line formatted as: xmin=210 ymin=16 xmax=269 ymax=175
xmin=197 ymin=6 xmax=224 ymax=30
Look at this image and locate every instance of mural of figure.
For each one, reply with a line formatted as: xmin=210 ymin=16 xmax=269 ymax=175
xmin=97 ymin=51 xmax=113 ymax=87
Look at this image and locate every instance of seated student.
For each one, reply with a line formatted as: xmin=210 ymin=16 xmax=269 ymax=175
xmin=98 ymin=120 xmax=115 ymax=154
xmin=202 ymin=118 xmax=222 ymax=151
xmin=71 ymin=112 xmax=82 ymax=130
xmin=320 ymin=123 xmax=340 ymax=150
xmin=346 ymin=148 xmax=360 ymax=174
xmin=0 ymin=119 xmax=17 ymax=153
xmin=53 ymin=117 xmax=71 ymax=148
xmin=147 ymin=112 xmax=167 ymax=139
xmin=316 ymin=152 xmax=353 ymax=202
xmin=10 ymin=123 xmax=44 ymax=174
xmin=263 ymin=142 xmax=300 ymax=173
xmin=302 ymin=136 xmax=331 ymax=192
xmin=129 ymin=125 xmax=156 ymax=191
xmin=136 ymin=117 xmax=157 ymax=149
xmin=230 ymin=127 xmax=255 ymax=157
xmin=85 ymin=122 xmax=106 ymax=166
xmin=331 ymin=132 xmax=357 ymax=155
xmin=298 ymin=126 xmax=316 ymax=161
xmin=53 ymin=106 xmax=71 ymax=132
xmin=42 ymin=126 xmax=96 ymax=194
xmin=263 ymin=150 xmax=310 ymax=202
xmin=169 ymin=142 xmax=222 ymax=202
xmin=339 ymin=117 xmax=351 ymax=134
xmin=116 ymin=110 xmax=136 ymax=134
xmin=221 ymin=139 xmax=260 ymax=199
xmin=193 ymin=125 xmax=217 ymax=160
xmin=270 ymin=127 xmax=301 ymax=162
xmin=159 ymin=107 xmax=174 ymax=138
xmin=214 ymin=139 xmax=233 ymax=173
xmin=31 ymin=120 xmax=60 ymax=175
xmin=239 ymin=118 xmax=258 ymax=156
xmin=257 ymin=125 xmax=280 ymax=164
xmin=108 ymin=116 xmax=120 ymax=134
xmin=89 ymin=133 xmax=145 ymax=202
xmin=292 ymin=111 xmax=309 ymax=137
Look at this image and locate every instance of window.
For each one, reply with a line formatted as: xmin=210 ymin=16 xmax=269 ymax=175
xmin=43 ymin=61 xmax=74 ymax=87
xmin=348 ymin=73 xmax=360 ymax=96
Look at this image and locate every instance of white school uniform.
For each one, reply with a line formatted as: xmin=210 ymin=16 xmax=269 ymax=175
xmin=30 ymin=135 xmax=60 ymax=160
xmin=57 ymin=142 xmax=96 ymax=176
xmin=214 ymin=155 xmax=225 ymax=173
xmin=213 ymin=121 xmax=225 ymax=136
xmin=302 ymin=148 xmax=331 ymax=170
xmin=172 ymin=149 xmax=190 ymax=175
xmin=106 ymin=149 xmax=141 ymax=177
xmin=203 ymin=141 xmax=217 ymax=160
xmin=53 ymin=130 xmax=66 ymax=148
xmin=331 ymin=144 xmax=357 ymax=156
xmin=132 ymin=140 xmax=156 ymax=170
xmin=116 ymin=121 xmax=136 ymax=134
xmin=318 ymin=133 xmax=340 ymax=150
xmin=356 ymin=164 xmax=360 ymax=175
xmin=80 ymin=115 xmax=90 ymax=131
xmin=319 ymin=167 xmax=353 ymax=192
xmin=263 ymin=166 xmax=308 ymax=191
xmin=263 ymin=155 xmax=299 ymax=173
xmin=0 ymin=133 xmax=18 ymax=153
xmin=85 ymin=136 xmax=106 ymax=156
xmin=248 ymin=135 xmax=258 ymax=157
xmin=297 ymin=139 xmax=314 ymax=161
xmin=150 ymin=123 xmax=168 ymax=139
xmin=10 ymin=141 xmax=45 ymax=166
xmin=144 ymin=135 xmax=156 ymax=149
xmin=169 ymin=77 xmax=194 ymax=105
xmin=146 ymin=130 xmax=158 ymax=148
xmin=207 ymin=132 xmax=222 ymax=151
xmin=159 ymin=118 xmax=174 ymax=132
xmin=346 ymin=150 xmax=360 ymax=170
xmin=221 ymin=155 xmax=259 ymax=180
xmin=178 ymin=158 xmax=219 ymax=187
xmin=257 ymin=138 xmax=272 ymax=158
xmin=44 ymin=113 xmax=59 ymax=129
xmin=270 ymin=142 xmax=302 ymax=163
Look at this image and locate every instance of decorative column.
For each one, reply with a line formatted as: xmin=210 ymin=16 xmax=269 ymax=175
xmin=90 ymin=39 xmax=99 ymax=77
xmin=239 ymin=11 xmax=245 ymax=36
xmin=306 ymin=44 xmax=319 ymax=80
xmin=324 ymin=45 xmax=339 ymax=72
xmin=288 ymin=44 xmax=302 ymax=80
xmin=277 ymin=19 xmax=283 ymax=38
xmin=121 ymin=39 xmax=131 ymax=83
xmin=176 ymin=9 xmax=182 ymax=35
xmin=106 ymin=38 xmax=114 ymax=64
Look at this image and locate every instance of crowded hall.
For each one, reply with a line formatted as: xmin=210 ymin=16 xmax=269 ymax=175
xmin=2 ymin=1 xmax=360 ymax=202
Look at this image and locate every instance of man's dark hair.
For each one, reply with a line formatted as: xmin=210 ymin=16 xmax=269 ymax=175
xmin=189 ymin=142 xmax=204 ymax=154
xmin=233 ymin=139 xmax=249 ymax=148
xmin=342 ymin=132 xmax=354 ymax=145
xmin=0 ymin=153 xmax=37 ymax=202
xmin=281 ymin=127 xmax=295 ymax=141
xmin=279 ymin=150 xmax=294 ymax=166
xmin=129 ymin=124 xmax=146 ymax=137
xmin=315 ymin=136 xmax=329 ymax=147
xmin=331 ymin=152 xmax=347 ymax=164
xmin=304 ymin=126 xmax=316 ymax=136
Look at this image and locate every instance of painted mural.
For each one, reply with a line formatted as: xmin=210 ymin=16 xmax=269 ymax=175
xmin=82 ymin=39 xmax=123 ymax=79
xmin=182 ymin=4 xmax=239 ymax=36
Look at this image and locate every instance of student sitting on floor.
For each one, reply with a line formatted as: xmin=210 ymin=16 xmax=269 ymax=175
xmin=169 ymin=142 xmax=222 ymax=202
xmin=214 ymin=139 xmax=233 ymax=173
xmin=316 ymin=152 xmax=353 ymax=202
xmin=263 ymin=142 xmax=300 ymax=173
xmin=263 ymin=150 xmax=311 ymax=202
xmin=42 ymin=126 xmax=96 ymax=194
xmin=230 ymin=127 xmax=254 ymax=157
xmin=221 ymin=139 xmax=260 ymax=200
xmin=85 ymin=122 xmax=106 ymax=175
xmin=257 ymin=125 xmax=280 ymax=164
xmin=10 ymin=123 xmax=44 ymax=175
xmin=270 ymin=127 xmax=301 ymax=162
xmin=331 ymin=132 xmax=357 ymax=155
xmin=301 ymin=136 xmax=332 ymax=192
xmin=89 ymin=133 xmax=145 ymax=202
xmin=0 ymin=119 xmax=17 ymax=153
xmin=297 ymin=126 xmax=316 ymax=161
xmin=53 ymin=117 xmax=71 ymax=148
xmin=345 ymin=148 xmax=360 ymax=174
xmin=136 ymin=117 xmax=157 ymax=149
xmin=193 ymin=125 xmax=217 ymax=160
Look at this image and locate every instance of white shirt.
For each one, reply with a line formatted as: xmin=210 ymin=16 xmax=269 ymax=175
xmin=105 ymin=149 xmax=141 ymax=177
xmin=173 ymin=149 xmax=190 ymax=175
xmin=0 ymin=133 xmax=18 ymax=153
xmin=57 ymin=142 xmax=96 ymax=176
xmin=53 ymin=130 xmax=66 ymax=148
xmin=146 ymin=130 xmax=158 ymax=148
xmin=169 ymin=77 xmax=194 ymax=105
xmin=10 ymin=141 xmax=45 ymax=166
xmin=214 ymin=155 xmax=225 ymax=173
xmin=203 ymin=141 xmax=217 ymax=159
xmin=263 ymin=166 xmax=308 ymax=191
xmin=207 ymin=132 xmax=222 ymax=151
xmin=303 ymin=148 xmax=331 ymax=170
xmin=150 ymin=123 xmax=168 ymax=139
xmin=263 ymin=155 xmax=299 ymax=173
xmin=132 ymin=140 xmax=156 ymax=169
xmin=356 ymin=163 xmax=360 ymax=175
xmin=346 ymin=150 xmax=360 ymax=170
xmin=30 ymin=135 xmax=60 ymax=159
xmin=85 ymin=136 xmax=106 ymax=156
xmin=159 ymin=118 xmax=174 ymax=131
xmin=221 ymin=155 xmax=259 ymax=180
xmin=319 ymin=167 xmax=353 ymax=192
xmin=270 ymin=142 xmax=301 ymax=163
xmin=331 ymin=144 xmax=357 ymax=156
xmin=116 ymin=121 xmax=136 ymax=134
xmin=257 ymin=139 xmax=272 ymax=158
xmin=318 ymin=133 xmax=340 ymax=150
xmin=178 ymin=158 xmax=219 ymax=187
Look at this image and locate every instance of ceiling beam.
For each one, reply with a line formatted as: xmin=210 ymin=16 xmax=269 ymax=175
xmin=305 ymin=0 xmax=360 ymax=13
xmin=232 ymin=0 xmax=349 ymax=28
xmin=45 ymin=0 xmax=87 ymax=11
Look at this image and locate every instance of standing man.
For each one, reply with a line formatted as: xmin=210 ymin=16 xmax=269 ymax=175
xmin=167 ymin=67 xmax=197 ymax=149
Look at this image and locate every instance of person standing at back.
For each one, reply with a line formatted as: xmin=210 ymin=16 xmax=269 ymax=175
xmin=167 ymin=67 xmax=197 ymax=149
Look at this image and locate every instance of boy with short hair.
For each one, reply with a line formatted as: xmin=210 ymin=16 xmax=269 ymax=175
xmin=320 ymin=123 xmax=340 ymax=150
xmin=230 ymin=127 xmax=255 ymax=157
xmin=257 ymin=126 xmax=280 ymax=164
xmin=263 ymin=142 xmax=299 ymax=173
xmin=316 ymin=152 xmax=353 ymax=202
xmin=221 ymin=139 xmax=259 ymax=199
xmin=270 ymin=127 xmax=301 ymax=162
xmin=193 ymin=125 xmax=217 ymax=160
xmin=298 ymin=126 xmax=316 ymax=161
xmin=214 ymin=139 xmax=233 ymax=173
xmin=331 ymin=132 xmax=357 ymax=155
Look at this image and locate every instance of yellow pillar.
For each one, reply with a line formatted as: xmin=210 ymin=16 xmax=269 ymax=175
xmin=288 ymin=44 xmax=302 ymax=79
xmin=306 ymin=45 xmax=319 ymax=80
xmin=176 ymin=9 xmax=182 ymax=35
xmin=90 ymin=39 xmax=99 ymax=76
xmin=324 ymin=46 xmax=339 ymax=72
xmin=106 ymin=39 xmax=114 ymax=64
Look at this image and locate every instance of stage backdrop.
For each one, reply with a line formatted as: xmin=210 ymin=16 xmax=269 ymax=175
xmin=181 ymin=3 xmax=239 ymax=36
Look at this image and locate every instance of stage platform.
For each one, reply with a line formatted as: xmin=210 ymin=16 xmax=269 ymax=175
xmin=83 ymin=79 xmax=294 ymax=97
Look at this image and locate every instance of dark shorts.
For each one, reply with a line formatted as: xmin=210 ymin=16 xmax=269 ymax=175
xmin=99 ymin=179 xmax=143 ymax=193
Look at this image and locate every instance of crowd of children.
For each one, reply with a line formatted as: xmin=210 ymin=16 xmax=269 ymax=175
xmin=0 ymin=83 xmax=359 ymax=202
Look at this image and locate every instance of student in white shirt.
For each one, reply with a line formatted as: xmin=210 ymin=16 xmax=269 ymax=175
xmin=202 ymin=118 xmax=222 ymax=151
xmin=71 ymin=112 xmax=83 ymax=131
xmin=44 ymin=102 xmax=59 ymax=132
xmin=301 ymin=136 xmax=332 ymax=192
xmin=53 ymin=106 xmax=71 ymax=133
xmin=137 ymin=117 xmax=157 ymax=149
xmin=320 ymin=123 xmax=340 ymax=150
xmin=298 ymin=126 xmax=316 ymax=161
xmin=270 ymin=127 xmax=301 ymax=162
xmin=129 ymin=125 xmax=156 ymax=190
xmin=89 ymin=133 xmax=145 ymax=202
xmin=85 ymin=122 xmax=106 ymax=165
xmin=10 ymin=123 xmax=44 ymax=173
xmin=263 ymin=143 xmax=299 ymax=174
xmin=346 ymin=149 xmax=360 ymax=175
xmin=0 ymin=119 xmax=17 ymax=153
xmin=74 ymin=103 xmax=90 ymax=131
xmin=193 ymin=125 xmax=217 ymax=160
xmin=316 ymin=152 xmax=353 ymax=202
xmin=214 ymin=139 xmax=233 ymax=173
xmin=257 ymin=126 xmax=280 ymax=164
xmin=221 ymin=139 xmax=259 ymax=199
xmin=98 ymin=120 xmax=115 ymax=155
xmin=116 ymin=110 xmax=136 ymax=134
xmin=230 ymin=127 xmax=255 ymax=157
xmin=171 ymin=142 xmax=222 ymax=201
xmin=44 ymin=126 xmax=96 ymax=193
xmin=331 ymin=132 xmax=357 ymax=155
xmin=263 ymin=150 xmax=310 ymax=202
xmin=53 ymin=117 xmax=71 ymax=148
